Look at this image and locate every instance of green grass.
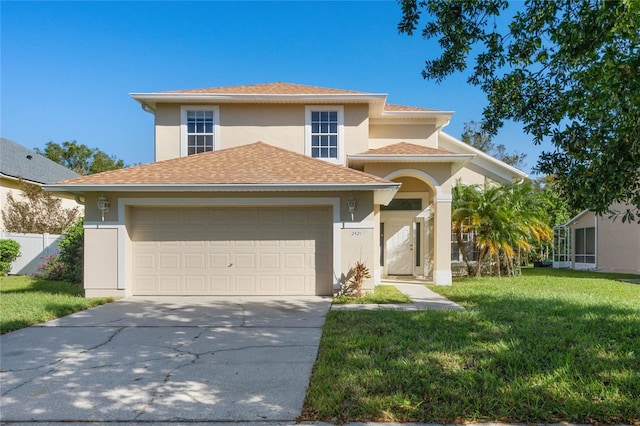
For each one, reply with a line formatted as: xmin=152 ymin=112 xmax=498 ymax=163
xmin=334 ymin=284 xmax=412 ymax=304
xmin=0 ymin=275 xmax=114 ymax=334
xmin=303 ymin=268 xmax=640 ymax=424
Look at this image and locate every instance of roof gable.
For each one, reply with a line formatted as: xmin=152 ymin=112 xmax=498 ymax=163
xmin=56 ymin=142 xmax=393 ymax=186
xmin=358 ymin=142 xmax=455 ymax=156
xmin=0 ymin=138 xmax=80 ymax=184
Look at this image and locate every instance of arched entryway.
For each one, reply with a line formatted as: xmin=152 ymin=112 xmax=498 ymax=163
xmin=380 ymin=174 xmax=436 ymax=280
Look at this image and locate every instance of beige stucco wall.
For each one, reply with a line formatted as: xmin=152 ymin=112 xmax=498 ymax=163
xmin=153 ymin=103 xmax=369 ymax=162
xmin=369 ymin=123 xmax=438 ymax=149
xmin=84 ymin=226 xmax=123 ymax=298
xmin=596 ymin=205 xmax=640 ymax=274
xmin=1 ymin=178 xmax=83 ymax=231
xmin=452 ymin=166 xmax=488 ymax=186
xmin=219 ymin=104 xmax=304 ymax=152
xmin=154 ymin=104 xmax=181 ymax=161
xmin=82 ymin=190 xmax=377 ymax=296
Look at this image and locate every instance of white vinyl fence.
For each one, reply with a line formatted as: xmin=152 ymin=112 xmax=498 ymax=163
xmin=1 ymin=232 xmax=63 ymax=275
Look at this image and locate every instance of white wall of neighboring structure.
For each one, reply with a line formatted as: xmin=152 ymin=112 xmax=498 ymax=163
xmin=0 ymin=232 xmax=63 ymax=275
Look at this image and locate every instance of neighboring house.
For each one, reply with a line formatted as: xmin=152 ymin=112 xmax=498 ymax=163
xmin=1 ymin=137 xmax=82 ymax=231
xmin=46 ymin=82 xmax=526 ymax=298
xmin=553 ymin=203 xmax=640 ymax=274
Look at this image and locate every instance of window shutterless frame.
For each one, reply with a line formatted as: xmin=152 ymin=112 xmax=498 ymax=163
xmin=305 ymin=105 xmax=344 ymax=164
xmin=180 ymin=106 xmax=220 ymax=157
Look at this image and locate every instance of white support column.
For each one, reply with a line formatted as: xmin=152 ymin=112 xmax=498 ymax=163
xmin=434 ymin=196 xmax=452 ymax=285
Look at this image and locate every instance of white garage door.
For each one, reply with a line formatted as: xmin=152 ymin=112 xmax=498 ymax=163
xmin=131 ymin=206 xmax=333 ymax=296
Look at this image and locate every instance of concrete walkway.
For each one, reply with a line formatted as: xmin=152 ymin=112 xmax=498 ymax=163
xmin=331 ymin=282 xmax=464 ymax=311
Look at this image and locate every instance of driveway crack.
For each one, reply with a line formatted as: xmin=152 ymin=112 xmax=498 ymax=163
xmin=1 ymin=327 xmax=125 ymax=397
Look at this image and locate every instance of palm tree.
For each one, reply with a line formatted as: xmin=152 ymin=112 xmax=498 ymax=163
xmin=451 ymin=181 xmax=552 ymax=277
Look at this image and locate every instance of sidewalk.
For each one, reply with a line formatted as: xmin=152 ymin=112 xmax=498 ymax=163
xmin=331 ymin=282 xmax=464 ymax=311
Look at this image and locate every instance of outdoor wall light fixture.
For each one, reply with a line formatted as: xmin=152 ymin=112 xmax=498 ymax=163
xmin=97 ymin=195 xmax=110 ymax=222
xmin=347 ymin=197 xmax=356 ymax=221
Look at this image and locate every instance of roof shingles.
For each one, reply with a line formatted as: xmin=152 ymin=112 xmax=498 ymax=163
xmin=357 ymin=142 xmax=456 ymax=156
xmin=58 ymin=142 xmax=391 ymax=186
xmin=163 ymin=82 xmax=364 ymax=95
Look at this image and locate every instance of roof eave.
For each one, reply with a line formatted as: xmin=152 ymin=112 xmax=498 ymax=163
xmin=438 ymin=132 xmax=528 ymax=181
xmin=347 ymin=154 xmax=474 ymax=163
xmin=130 ymin=92 xmax=389 ymax=111
xmin=372 ymin=111 xmax=454 ymax=126
xmin=43 ymin=182 xmax=401 ymax=193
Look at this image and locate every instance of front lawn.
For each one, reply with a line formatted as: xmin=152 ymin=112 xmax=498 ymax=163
xmin=0 ymin=275 xmax=114 ymax=334
xmin=333 ymin=284 xmax=411 ymax=304
xmin=303 ymin=268 xmax=640 ymax=424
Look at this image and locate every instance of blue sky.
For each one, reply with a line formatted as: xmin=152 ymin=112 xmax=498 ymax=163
xmin=1 ymin=1 xmax=553 ymax=173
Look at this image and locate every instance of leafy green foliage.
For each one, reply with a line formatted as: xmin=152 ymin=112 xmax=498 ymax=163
xmin=304 ymin=268 xmax=640 ymax=423
xmin=0 ymin=239 xmax=21 ymax=275
xmin=461 ymin=120 xmax=527 ymax=169
xmin=57 ymin=217 xmax=84 ymax=283
xmin=1 ymin=180 xmax=79 ymax=234
xmin=398 ymin=0 xmax=640 ymax=221
xmin=0 ymin=275 xmax=113 ymax=334
xmin=35 ymin=140 xmax=126 ymax=175
xmin=452 ymin=181 xmax=552 ymax=276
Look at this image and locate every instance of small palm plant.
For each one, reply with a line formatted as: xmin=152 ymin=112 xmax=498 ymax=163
xmin=349 ymin=261 xmax=371 ymax=297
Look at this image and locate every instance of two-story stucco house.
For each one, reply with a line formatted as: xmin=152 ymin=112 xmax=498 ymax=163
xmin=47 ymin=83 xmax=526 ymax=298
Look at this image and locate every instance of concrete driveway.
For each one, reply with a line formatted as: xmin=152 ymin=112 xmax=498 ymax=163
xmin=0 ymin=296 xmax=331 ymax=423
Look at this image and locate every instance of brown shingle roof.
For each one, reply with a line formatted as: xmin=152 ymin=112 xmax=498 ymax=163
xmin=163 ymin=82 xmax=365 ymax=95
xmin=384 ymin=104 xmax=436 ymax=112
xmin=58 ymin=142 xmax=392 ymax=186
xmin=358 ymin=142 xmax=456 ymax=156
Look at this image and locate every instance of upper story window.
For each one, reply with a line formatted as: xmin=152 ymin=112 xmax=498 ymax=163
xmin=305 ymin=106 xmax=344 ymax=164
xmin=180 ymin=106 xmax=219 ymax=156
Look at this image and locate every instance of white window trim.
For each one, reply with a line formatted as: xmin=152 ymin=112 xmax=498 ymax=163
xmin=305 ymin=105 xmax=344 ymax=165
xmin=180 ymin=105 xmax=220 ymax=157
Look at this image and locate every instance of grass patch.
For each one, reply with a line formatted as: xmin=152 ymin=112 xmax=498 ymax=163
xmin=303 ymin=268 xmax=640 ymax=424
xmin=334 ymin=285 xmax=411 ymax=304
xmin=1 ymin=275 xmax=114 ymax=334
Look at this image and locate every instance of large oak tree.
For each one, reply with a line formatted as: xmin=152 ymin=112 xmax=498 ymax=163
xmin=35 ymin=140 xmax=126 ymax=175
xmin=399 ymin=0 xmax=640 ymax=222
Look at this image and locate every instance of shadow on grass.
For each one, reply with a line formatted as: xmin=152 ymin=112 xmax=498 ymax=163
xmin=305 ymin=290 xmax=640 ymax=423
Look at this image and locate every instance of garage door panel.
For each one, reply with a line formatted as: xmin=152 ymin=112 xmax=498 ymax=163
xmin=210 ymin=253 xmax=232 ymax=269
xmin=158 ymin=276 xmax=181 ymax=293
xmin=258 ymin=253 xmax=280 ymax=269
xmin=235 ymin=276 xmax=256 ymax=292
xmin=284 ymin=253 xmax=306 ymax=269
xmin=258 ymin=275 xmax=280 ymax=292
xmin=134 ymin=252 xmax=156 ymax=269
xmin=185 ymin=275 xmax=206 ymax=292
xmin=235 ymin=253 xmax=256 ymax=269
xmin=208 ymin=275 xmax=232 ymax=292
xmin=284 ymin=276 xmax=306 ymax=293
xmin=159 ymin=253 xmax=181 ymax=269
xmin=132 ymin=206 xmax=332 ymax=296
xmin=135 ymin=276 xmax=157 ymax=292
xmin=185 ymin=253 xmax=206 ymax=269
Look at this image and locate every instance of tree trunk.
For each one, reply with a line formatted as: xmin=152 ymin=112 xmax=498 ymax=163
xmin=474 ymin=246 xmax=488 ymax=277
xmin=455 ymin=229 xmax=475 ymax=276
